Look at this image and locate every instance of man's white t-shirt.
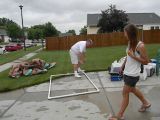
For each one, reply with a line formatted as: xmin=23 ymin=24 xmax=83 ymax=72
xmin=70 ymin=41 xmax=86 ymax=54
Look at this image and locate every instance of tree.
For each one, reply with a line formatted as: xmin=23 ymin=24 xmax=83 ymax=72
xmin=28 ymin=22 xmax=59 ymax=40
xmin=44 ymin=22 xmax=58 ymax=37
xmin=34 ymin=28 xmax=44 ymax=40
xmin=66 ymin=29 xmax=76 ymax=35
xmin=97 ymin=5 xmax=128 ymax=33
xmin=57 ymin=30 xmax=61 ymax=35
xmin=7 ymin=23 xmax=22 ymax=39
xmin=0 ymin=17 xmax=22 ymax=39
xmin=28 ymin=28 xmax=36 ymax=40
xmin=0 ymin=18 xmax=14 ymax=26
xmin=79 ymin=26 xmax=87 ymax=35
xmin=28 ymin=27 xmax=44 ymax=40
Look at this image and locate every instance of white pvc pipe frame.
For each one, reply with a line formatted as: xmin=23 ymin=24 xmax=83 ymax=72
xmin=48 ymin=71 xmax=100 ymax=99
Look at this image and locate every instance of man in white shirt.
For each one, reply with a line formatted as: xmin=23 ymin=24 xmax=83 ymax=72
xmin=69 ymin=39 xmax=93 ymax=77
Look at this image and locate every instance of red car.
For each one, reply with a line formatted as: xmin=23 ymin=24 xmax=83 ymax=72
xmin=5 ymin=44 xmax=23 ymax=51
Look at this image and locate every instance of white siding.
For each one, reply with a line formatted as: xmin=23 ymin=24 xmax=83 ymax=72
xmin=4 ymin=36 xmax=10 ymax=42
xmin=143 ymin=24 xmax=160 ymax=30
xmin=87 ymin=24 xmax=160 ymax=35
xmin=87 ymin=26 xmax=100 ymax=34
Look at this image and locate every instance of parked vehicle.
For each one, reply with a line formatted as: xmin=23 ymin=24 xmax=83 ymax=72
xmin=31 ymin=39 xmax=45 ymax=43
xmin=0 ymin=46 xmax=5 ymax=54
xmin=5 ymin=44 xmax=23 ymax=51
xmin=31 ymin=39 xmax=39 ymax=43
xmin=9 ymin=38 xmax=22 ymax=43
xmin=21 ymin=43 xmax=37 ymax=48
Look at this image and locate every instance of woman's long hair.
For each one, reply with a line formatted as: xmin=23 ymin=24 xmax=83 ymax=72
xmin=124 ymin=24 xmax=138 ymax=52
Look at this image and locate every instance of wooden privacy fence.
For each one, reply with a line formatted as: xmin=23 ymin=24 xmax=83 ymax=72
xmin=46 ymin=30 xmax=160 ymax=51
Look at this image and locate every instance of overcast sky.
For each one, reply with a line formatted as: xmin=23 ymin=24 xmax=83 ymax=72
xmin=0 ymin=0 xmax=160 ymax=34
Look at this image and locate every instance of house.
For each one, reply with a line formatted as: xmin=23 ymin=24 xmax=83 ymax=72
xmin=87 ymin=13 xmax=160 ymax=34
xmin=59 ymin=33 xmax=74 ymax=37
xmin=0 ymin=29 xmax=10 ymax=42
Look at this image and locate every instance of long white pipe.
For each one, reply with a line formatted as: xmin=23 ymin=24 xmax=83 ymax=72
xmin=48 ymin=72 xmax=100 ymax=99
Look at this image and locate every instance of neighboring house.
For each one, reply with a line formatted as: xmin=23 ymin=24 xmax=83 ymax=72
xmin=87 ymin=14 xmax=101 ymax=34
xmin=0 ymin=29 xmax=10 ymax=42
xmin=59 ymin=33 xmax=74 ymax=37
xmin=87 ymin=13 xmax=160 ymax=34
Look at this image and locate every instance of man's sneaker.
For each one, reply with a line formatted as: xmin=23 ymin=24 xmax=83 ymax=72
xmin=78 ymin=68 xmax=85 ymax=73
xmin=74 ymin=72 xmax=81 ymax=78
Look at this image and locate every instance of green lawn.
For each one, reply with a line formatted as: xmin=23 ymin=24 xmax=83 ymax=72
xmin=0 ymin=46 xmax=41 ymax=65
xmin=0 ymin=42 xmax=9 ymax=45
xmin=0 ymin=44 xmax=159 ymax=92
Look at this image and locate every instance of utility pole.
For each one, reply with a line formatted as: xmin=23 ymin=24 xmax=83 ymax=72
xmin=19 ymin=5 xmax=26 ymax=51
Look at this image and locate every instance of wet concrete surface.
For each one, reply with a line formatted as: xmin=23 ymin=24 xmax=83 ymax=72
xmin=106 ymin=85 xmax=160 ymax=120
xmin=25 ymin=72 xmax=101 ymax=92
xmin=0 ymin=89 xmax=111 ymax=120
xmin=0 ymin=71 xmax=160 ymax=120
xmin=0 ymin=89 xmax=25 ymax=117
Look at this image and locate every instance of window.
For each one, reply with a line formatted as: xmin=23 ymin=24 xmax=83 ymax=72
xmin=155 ymin=26 xmax=159 ymax=29
xmin=136 ymin=25 xmax=143 ymax=30
xmin=150 ymin=26 xmax=154 ymax=30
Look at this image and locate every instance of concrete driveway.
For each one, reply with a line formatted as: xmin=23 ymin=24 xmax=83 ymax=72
xmin=0 ymin=71 xmax=160 ymax=120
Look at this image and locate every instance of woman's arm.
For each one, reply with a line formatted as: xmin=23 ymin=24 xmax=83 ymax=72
xmin=119 ymin=58 xmax=127 ymax=75
xmin=121 ymin=58 xmax=127 ymax=70
xmin=128 ymin=43 xmax=150 ymax=65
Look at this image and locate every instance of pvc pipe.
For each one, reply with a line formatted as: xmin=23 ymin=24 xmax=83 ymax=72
xmin=48 ymin=72 xmax=100 ymax=99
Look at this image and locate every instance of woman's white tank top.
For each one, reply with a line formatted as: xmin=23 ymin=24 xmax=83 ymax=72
xmin=124 ymin=41 xmax=142 ymax=77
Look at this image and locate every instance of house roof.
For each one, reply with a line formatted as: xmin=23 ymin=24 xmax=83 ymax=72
xmin=127 ymin=13 xmax=160 ymax=25
xmin=87 ymin=13 xmax=160 ymax=26
xmin=59 ymin=33 xmax=73 ymax=37
xmin=0 ymin=29 xmax=7 ymax=36
xmin=87 ymin=14 xmax=101 ymax=26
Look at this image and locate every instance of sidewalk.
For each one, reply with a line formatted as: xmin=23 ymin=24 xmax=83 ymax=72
xmin=0 ymin=71 xmax=159 ymax=120
xmin=0 ymin=48 xmax=42 ymax=72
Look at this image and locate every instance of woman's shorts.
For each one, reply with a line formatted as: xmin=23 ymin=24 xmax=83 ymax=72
xmin=124 ymin=74 xmax=139 ymax=87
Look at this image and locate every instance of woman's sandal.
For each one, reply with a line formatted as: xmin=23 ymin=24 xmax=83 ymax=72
xmin=108 ymin=114 xmax=125 ymax=120
xmin=138 ymin=103 xmax=151 ymax=112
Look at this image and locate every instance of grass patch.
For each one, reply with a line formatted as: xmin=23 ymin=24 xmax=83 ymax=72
xmin=0 ymin=44 xmax=159 ymax=92
xmin=0 ymin=46 xmax=41 ymax=65
xmin=0 ymin=42 xmax=9 ymax=45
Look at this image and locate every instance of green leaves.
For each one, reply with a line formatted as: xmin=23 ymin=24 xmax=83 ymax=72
xmin=66 ymin=29 xmax=76 ymax=35
xmin=28 ymin=22 xmax=59 ymax=40
xmin=0 ymin=17 xmax=22 ymax=39
xmin=7 ymin=23 xmax=22 ymax=39
xmin=98 ymin=5 xmax=128 ymax=33
xmin=79 ymin=26 xmax=87 ymax=35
